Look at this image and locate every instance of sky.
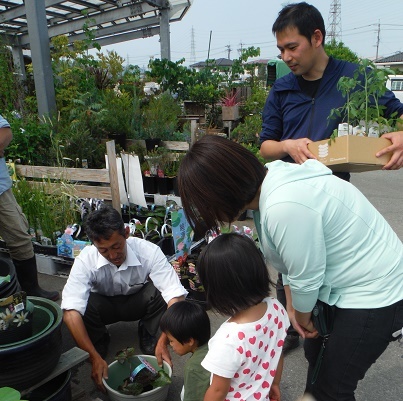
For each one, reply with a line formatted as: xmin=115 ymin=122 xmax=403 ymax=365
xmin=99 ymin=0 xmax=403 ymax=69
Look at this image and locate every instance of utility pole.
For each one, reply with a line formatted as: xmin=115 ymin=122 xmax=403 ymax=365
xmin=375 ymin=21 xmax=381 ymax=59
xmin=328 ymin=0 xmax=342 ymax=43
xmin=225 ymin=44 xmax=232 ymax=59
xmin=190 ymin=26 xmax=196 ymax=64
xmin=238 ymin=41 xmax=244 ymax=56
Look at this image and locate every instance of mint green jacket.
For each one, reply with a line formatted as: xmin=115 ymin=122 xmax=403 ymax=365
xmin=254 ymin=160 xmax=403 ymax=313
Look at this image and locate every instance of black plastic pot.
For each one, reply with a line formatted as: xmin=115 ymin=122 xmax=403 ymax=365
xmin=28 ymin=369 xmax=72 ymax=401
xmin=145 ymin=138 xmax=161 ymax=152
xmin=0 ymin=256 xmax=20 ymax=298
xmin=157 ymin=177 xmax=170 ymax=195
xmin=172 ymin=177 xmax=180 ymax=196
xmin=143 ymin=176 xmax=158 ymax=194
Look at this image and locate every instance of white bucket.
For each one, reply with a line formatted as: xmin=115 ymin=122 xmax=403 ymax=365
xmin=102 ymin=355 xmax=172 ymax=401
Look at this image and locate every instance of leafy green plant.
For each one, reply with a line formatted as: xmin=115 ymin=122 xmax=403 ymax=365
xmin=114 ymin=347 xmax=171 ymax=396
xmin=231 ymin=114 xmax=262 ymax=145
xmin=12 ymin=178 xmax=80 ymax=244
xmin=142 ymin=93 xmax=181 ymax=140
xmin=328 ymin=59 xmax=400 ymax=137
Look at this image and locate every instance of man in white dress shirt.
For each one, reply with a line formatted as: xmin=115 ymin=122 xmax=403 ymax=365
xmin=62 ymin=204 xmax=187 ymax=392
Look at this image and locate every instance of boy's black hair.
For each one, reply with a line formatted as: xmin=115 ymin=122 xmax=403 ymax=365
xmin=197 ymin=233 xmax=273 ymax=316
xmin=160 ymin=301 xmax=211 ymax=346
xmin=272 ymin=2 xmax=326 ymax=46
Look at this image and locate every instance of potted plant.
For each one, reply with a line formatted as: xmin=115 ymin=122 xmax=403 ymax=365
xmin=328 ymin=59 xmax=400 ymax=138
xmin=102 ymin=346 xmax=172 ymax=400
xmin=142 ymin=93 xmax=181 ymax=151
xmin=309 ymin=59 xmax=402 ymax=171
xmin=221 ymin=89 xmax=240 ymax=121
xmin=141 ymin=162 xmax=158 ymax=195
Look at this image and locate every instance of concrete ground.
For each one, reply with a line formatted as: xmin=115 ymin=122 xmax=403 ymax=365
xmin=38 ymin=169 xmax=402 ymax=401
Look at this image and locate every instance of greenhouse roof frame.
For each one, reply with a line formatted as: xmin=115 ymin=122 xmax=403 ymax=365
xmin=0 ymin=0 xmax=192 ymax=49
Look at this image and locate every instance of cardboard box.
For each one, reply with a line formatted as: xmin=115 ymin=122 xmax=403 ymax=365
xmin=308 ymin=135 xmax=392 ymax=172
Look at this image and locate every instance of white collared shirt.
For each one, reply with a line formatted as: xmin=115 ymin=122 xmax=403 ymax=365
xmin=61 ymin=237 xmax=187 ymax=315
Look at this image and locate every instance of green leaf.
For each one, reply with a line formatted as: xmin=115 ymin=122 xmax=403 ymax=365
xmin=0 ymin=387 xmax=27 ymax=401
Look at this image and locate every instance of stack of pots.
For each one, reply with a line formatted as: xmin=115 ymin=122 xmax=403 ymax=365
xmin=0 ymin=256 xmax=20 ymax=298
xmin=0 ymin=295 xmax=64 ymax=393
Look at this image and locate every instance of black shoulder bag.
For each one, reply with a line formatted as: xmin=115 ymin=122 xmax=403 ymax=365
xmin=311 ymin=300 xmax=336 ymax=384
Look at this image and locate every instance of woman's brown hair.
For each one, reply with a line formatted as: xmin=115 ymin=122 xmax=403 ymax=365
xmin=178 ymin=135 xmax=266 ymax=233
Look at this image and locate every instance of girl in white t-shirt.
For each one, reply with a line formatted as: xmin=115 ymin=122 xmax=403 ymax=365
xmin=198 ymin=233 xmax=290 ymax=401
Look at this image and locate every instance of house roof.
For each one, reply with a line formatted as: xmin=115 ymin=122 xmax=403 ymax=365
xmin=245 ymin=59 xmax=270 ymax=65
xmin=190 ymin=58 xmax=233 ymax=68
xmin=374 ymin=52 xmax=403 ymax=63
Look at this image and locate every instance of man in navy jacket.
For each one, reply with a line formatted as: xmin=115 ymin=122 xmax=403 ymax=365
xmin=260 ymin=2 xmax=403 ymax=180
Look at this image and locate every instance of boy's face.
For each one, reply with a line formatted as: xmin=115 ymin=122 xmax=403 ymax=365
xmin=166 ymin=332 xmax=194 ymax=356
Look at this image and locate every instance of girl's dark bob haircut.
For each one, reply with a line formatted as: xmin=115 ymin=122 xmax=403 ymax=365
xmin=197 ymin=233 xmax=272 ymax=316
xmin=178 ymin=135 xmax=266 ymax=233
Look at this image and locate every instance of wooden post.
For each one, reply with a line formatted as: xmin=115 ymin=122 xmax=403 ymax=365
xmin=106 ymin=140 xmax=121 ymax=214
xmin=190 ymin=119 xmax=198 ymax=145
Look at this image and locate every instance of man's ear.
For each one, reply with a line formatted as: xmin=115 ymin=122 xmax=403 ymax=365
xmin=312 ymin=29 xmax=324 ymax=48
xmin=124 ymin=225 xmax=131 ymax=239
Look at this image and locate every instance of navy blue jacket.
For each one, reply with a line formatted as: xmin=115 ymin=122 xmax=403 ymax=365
xmin=260 ymin=57 xmax=403 ymax=164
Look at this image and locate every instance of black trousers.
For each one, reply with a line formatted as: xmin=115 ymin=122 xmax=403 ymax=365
xmin=82 ymin=281 xmax=166 ymax=346
xmin=304 ymin=299 xmax=403 ymax=401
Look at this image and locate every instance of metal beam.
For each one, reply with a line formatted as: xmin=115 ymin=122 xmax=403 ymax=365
xmin=25 ymin=0 xmax=56 ymax=117
xmin=18 ymin=2 xmax=159 ymax=45
xmin=145 ymin=0 xmax=169 ymax=8
xmin=65 ymin=16 xmax=160 ymax=44
xmin=92 ymin=26 xmax=160 ymax=48
xmin=159 ymin=7 xmax=170 ymax=60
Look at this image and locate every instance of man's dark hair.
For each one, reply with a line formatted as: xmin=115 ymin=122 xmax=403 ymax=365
xmin=272 ymin=2 xmax=326 ymax=46
xmin=197 ymin=233 xmax=273 ymax=316
xmin=84 ymin=204 xmax=126 ymax=242
xmin=160 ymin=301 xmax=211 ymax=346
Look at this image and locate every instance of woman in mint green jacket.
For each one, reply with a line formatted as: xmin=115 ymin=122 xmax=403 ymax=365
xmin=178 ymin=134 xmax=403 ymax=401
